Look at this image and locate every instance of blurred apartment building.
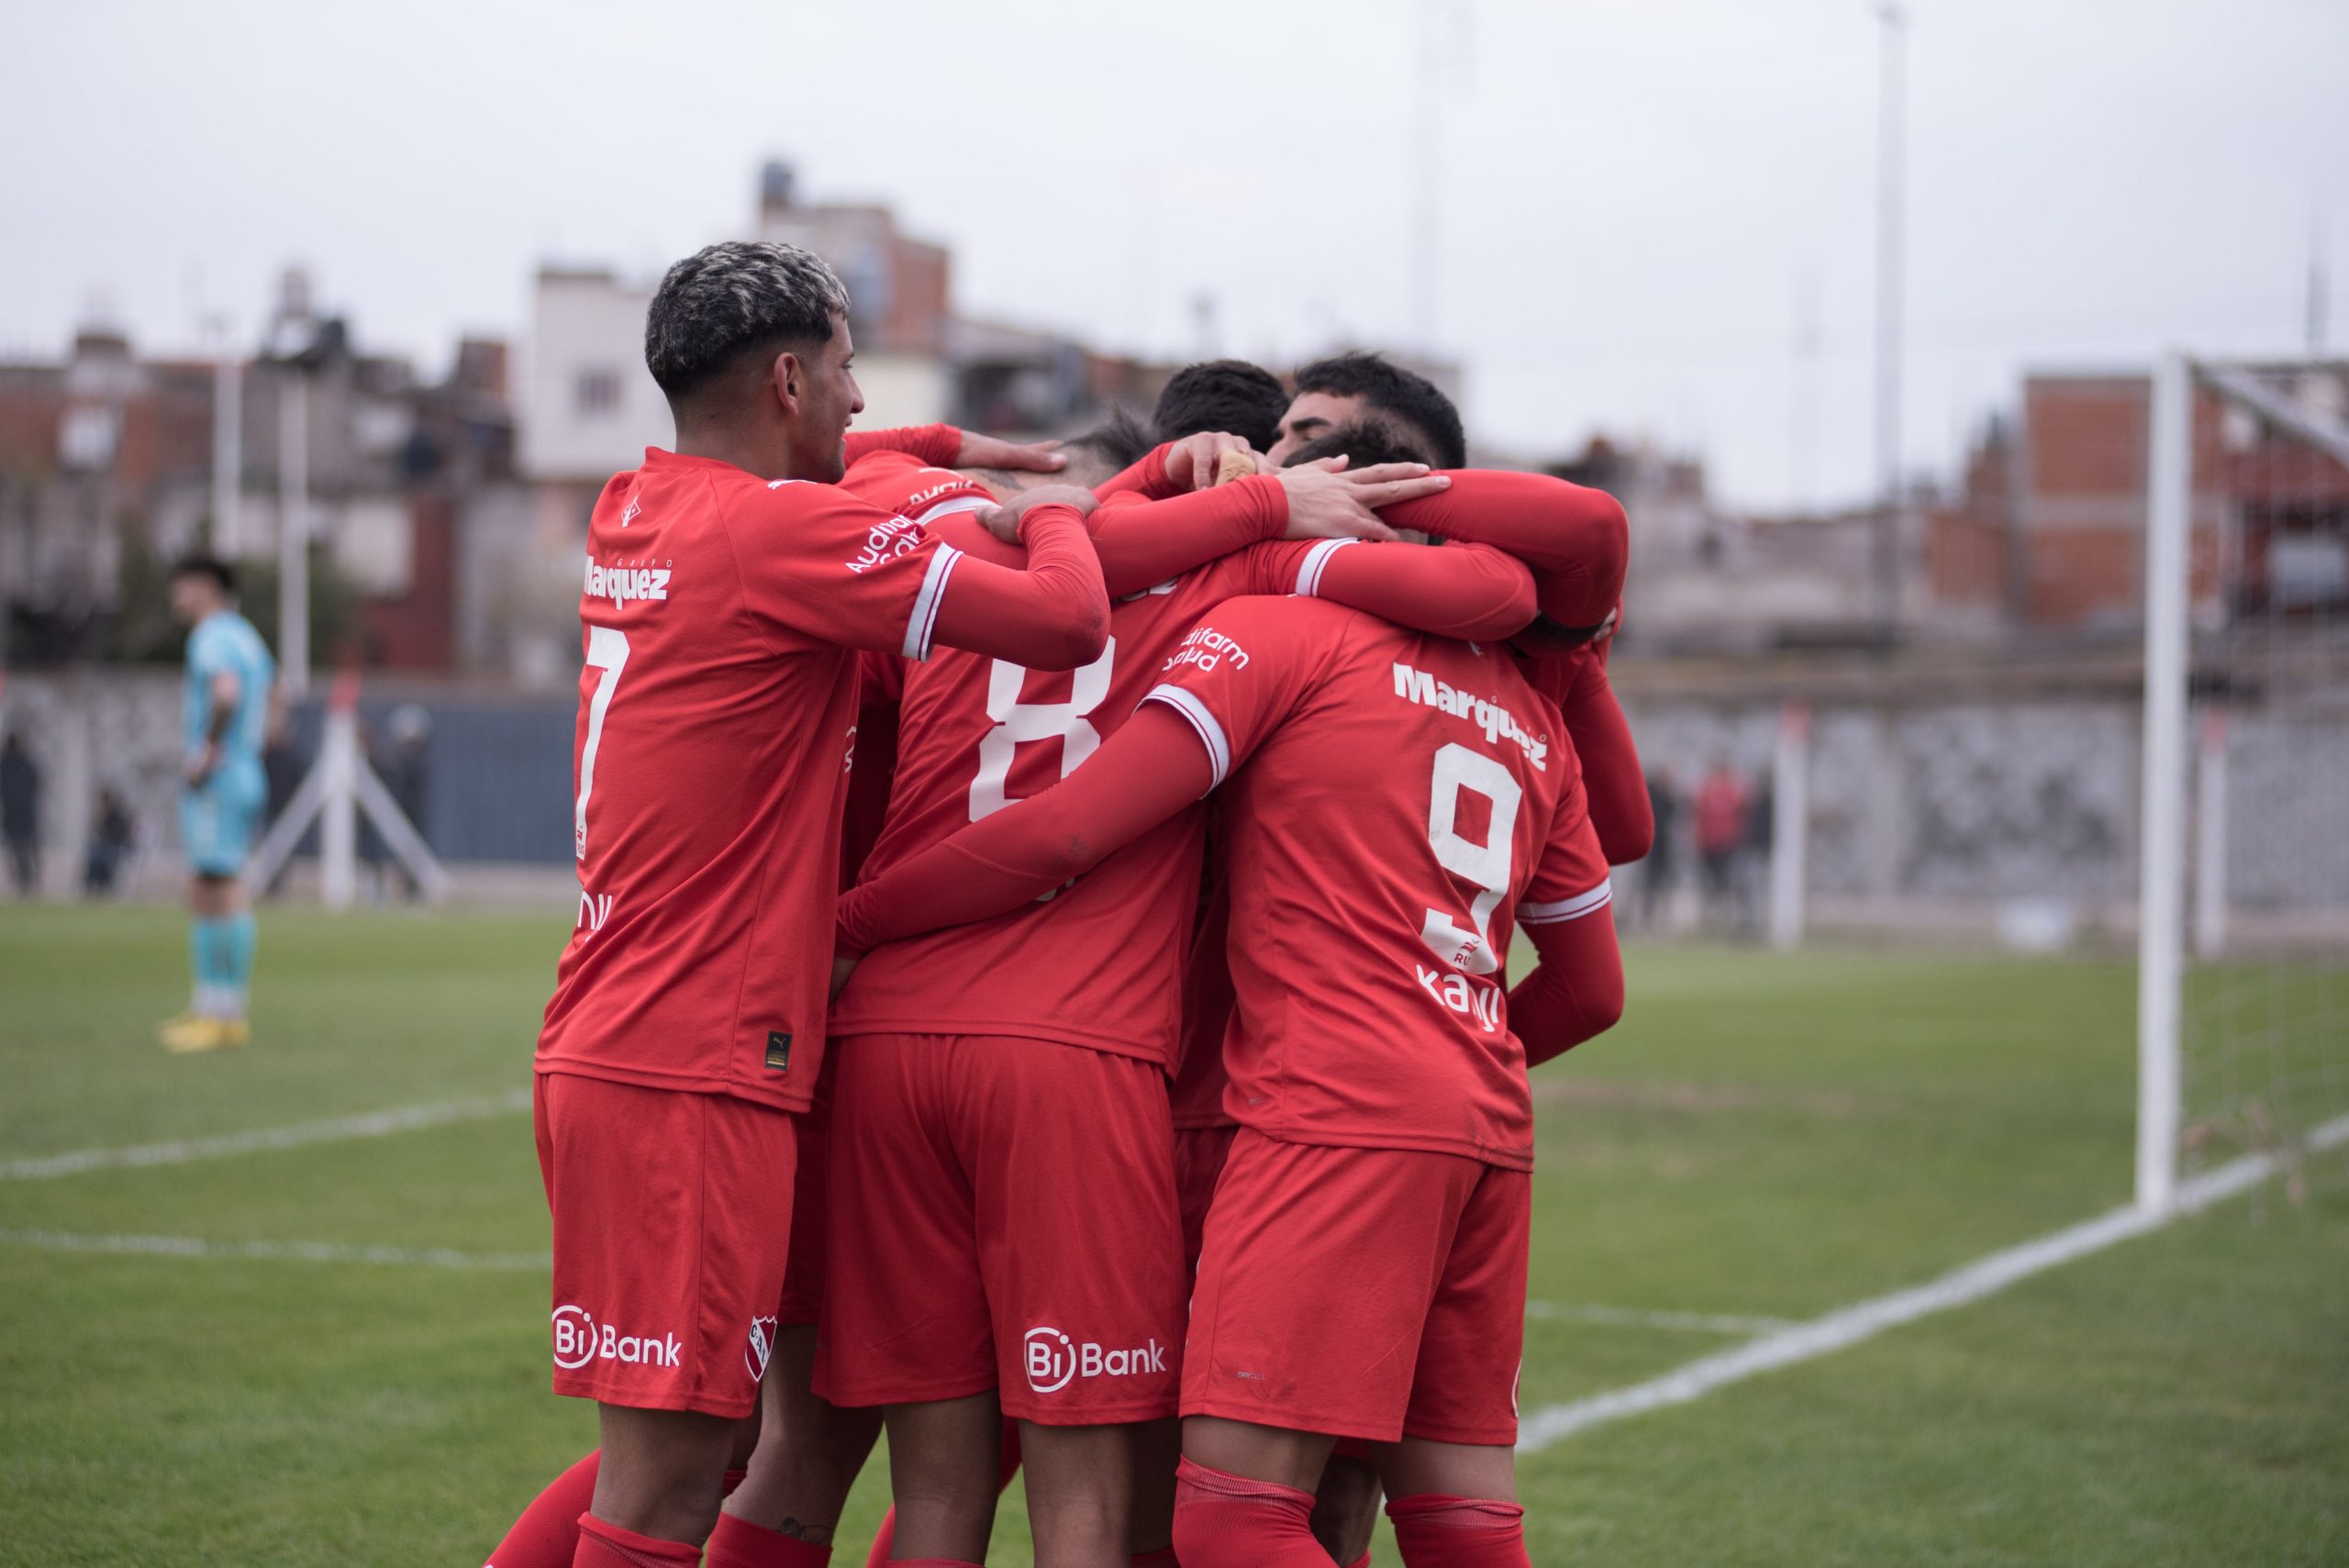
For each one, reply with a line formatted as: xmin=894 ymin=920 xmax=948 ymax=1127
xmin=1550 ymin=436 xmax=1898 ymax=655
xmin=0 ymin=270 xmax=527 ymax=676
xmin=522 ymin=161 xmax=1163 ymax=494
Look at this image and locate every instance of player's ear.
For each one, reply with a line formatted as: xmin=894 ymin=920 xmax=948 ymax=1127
xmin=770 ymin=350 xmax=801 ymax=416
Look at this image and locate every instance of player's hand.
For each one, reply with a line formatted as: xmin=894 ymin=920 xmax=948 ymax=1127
xmin=1163 ymin=432 xmax=1259 ymax=493
xmin=955 ymin=432 xmax=1067 ymax=473
xmin=978 ymin=484 xmax=1099 ymax=544
xmin=829 ymin=954 xmax=860 ymax=1000
xmin=184 ymin=744 xmax=218 ymax=787
xmin=1275 ymin=460 xmax=1451 ymax=542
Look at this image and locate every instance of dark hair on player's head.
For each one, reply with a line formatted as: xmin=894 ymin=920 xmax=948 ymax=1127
xmin=1280 ymin=418 xmax=1437 ymax=473
xmin=1292 ymin=351 xmax=1466 ymax=469
xmin=170 ymin=553 xmax=237 ymax=595
xmin=1152 ymin=359 xmax=1287 ymax=450
xmin=1062 ymin=406 xmax=1156 ymax=480
xmin=643 ymin=240 xmax=850 ymax=404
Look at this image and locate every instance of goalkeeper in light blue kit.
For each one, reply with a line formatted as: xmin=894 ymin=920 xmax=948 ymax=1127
xmin=161 ymin=554 xmax=279 ymax=1053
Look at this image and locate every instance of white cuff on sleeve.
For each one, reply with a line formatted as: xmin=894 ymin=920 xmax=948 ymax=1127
xmin=903 ymin=544 xmax=963 ymax=661
xmin=1518 ymin=878 xmax=1614 ymax=925
xmin=1142 ymin=684 xmax=1233 ymax=791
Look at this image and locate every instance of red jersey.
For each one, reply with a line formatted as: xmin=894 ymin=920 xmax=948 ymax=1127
xmin=1143 ymin=596 xmax=1610 ymax=1168
xmin=829 ymin=522 xmax=1373 ymax=1067
xmin=837 ymin=447 xmax=997 ymax=528
xmin=1169 ymin=848 xmax=1238 ymax=1129
xmin=1520 ymin=610 xmax=1652 ymax=866
xmin=537 ymin=448 xmax=996 ymax=1112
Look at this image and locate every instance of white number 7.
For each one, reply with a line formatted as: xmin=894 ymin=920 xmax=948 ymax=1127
xmin=1419 ymin=742 xmax=1522 ymax=975
xmin=576 ymin=624 xmax=630 ymax=861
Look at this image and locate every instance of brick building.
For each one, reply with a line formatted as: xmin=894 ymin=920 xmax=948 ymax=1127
xmin=1929 ymin=364 xmax=2349 ymax=636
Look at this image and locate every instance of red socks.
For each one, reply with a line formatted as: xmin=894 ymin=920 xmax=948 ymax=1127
xmin=706 ymin=1511 xmax=833 ymax=1568
xmin=1345 ymin=1557 xmax=1372 ymax=1568
xmin=487 ymin=1451 xmax=602 ymax=1568
xmin=571 ymin=1515 xmax=702 ymax=1568
xmin=1386 ymin=1493 xmax=1531 ymax=1567
xmin=489 ymin=1454 xmax=751 ymax=1568
xmin=1171 ymin=1457 xmax=1336 ymax=1566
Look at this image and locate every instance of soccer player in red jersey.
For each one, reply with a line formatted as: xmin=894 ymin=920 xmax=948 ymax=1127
xmin=836 ymin=591 xmax=1625 ymax=1568
xmin=512 ymin=239 xmax=1115 ymax=1568
xmin=815 ymin=445 xmax=1542 ymax=1564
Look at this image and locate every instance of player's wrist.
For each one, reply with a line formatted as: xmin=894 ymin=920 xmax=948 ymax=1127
xmin=1015 ymin=500 xmax=1082 ymax=544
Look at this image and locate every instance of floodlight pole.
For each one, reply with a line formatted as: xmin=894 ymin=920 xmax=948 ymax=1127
xmin=278 ymin=366 xmax=310 ymax=696
xmin=209 ymin=316 xmax=241 ymax=556
xmin=1871 ymin=1 xmax=1908 ymax=644
xmin=1411 ymin=0 xmax=1444 ymax=350
xmin=2135 ymin=350 xmax=2192 ymax=1217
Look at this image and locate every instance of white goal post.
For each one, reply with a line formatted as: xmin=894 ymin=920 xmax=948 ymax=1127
xmin=2136 ymin=352 xmax=2349 ymax=1215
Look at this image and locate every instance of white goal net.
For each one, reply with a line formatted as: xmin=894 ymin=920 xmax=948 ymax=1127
xmin=2140 ymin=356 xmax=2349 ymax=1214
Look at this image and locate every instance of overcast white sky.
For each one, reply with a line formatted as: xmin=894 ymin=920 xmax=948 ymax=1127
xmin=4 ymin=0 xmax=2343 ymax=509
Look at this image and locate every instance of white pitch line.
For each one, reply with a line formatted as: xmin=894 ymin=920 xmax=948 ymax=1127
xmin=0 ymin=1088 xmax=532 ymax=1182
xmin=0 ymin=1229 xmax=549 ymax=1271
xmin=1525 ymin=1300 xmax=1797 ymax=1336
xmin=1519 ymin=1113 xmax=2349 ymax=1453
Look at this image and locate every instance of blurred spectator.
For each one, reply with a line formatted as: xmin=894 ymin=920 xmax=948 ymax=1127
xmin=1693 ymin=759 xmax=1751 ymax=935
xmin=1639 ymin=766 xmax=1680 ymax=930
xmin=1 ymin=731 xmax=40 ymax=895
xmin=83 ymin=787 xmax=138 ymax=896
xmin=1745 ymin=767 xmax=1776 ymax=933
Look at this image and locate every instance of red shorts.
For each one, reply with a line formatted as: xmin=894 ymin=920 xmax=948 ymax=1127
xmin=1182 ymin=1130 xmax=1529 ymax=1446
xmin=534 ymin=1072 xmax=796 ymax=1420
xmin=776 ymin=1057 xmax=839 ymax=1329
xmin=816 ymin=1032 xmax=1186 ymax=1424
xmin=1174 ymin=1122 xmax=1238 ymax=1276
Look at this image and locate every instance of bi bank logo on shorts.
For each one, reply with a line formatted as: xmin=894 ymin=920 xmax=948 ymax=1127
xmin=1023 ymin=1326 xmax=1169 ymax=1396
xmin=551 ymin=1305 xmax=682 ymax=1372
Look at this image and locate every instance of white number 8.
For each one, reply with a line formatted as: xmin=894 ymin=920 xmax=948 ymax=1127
xmin=1419 ymin=742 xmax=1521 ymax=975
xmin=968 ymin=639 xmax=1116 ymax=821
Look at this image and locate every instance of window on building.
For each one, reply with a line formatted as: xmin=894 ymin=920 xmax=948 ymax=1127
xmin=574 ymin=369 xmax=622 ymax=417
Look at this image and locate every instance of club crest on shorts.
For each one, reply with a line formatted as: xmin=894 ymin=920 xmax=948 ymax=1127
xmin=745 ymin=1314 xmax=778 ymax=1381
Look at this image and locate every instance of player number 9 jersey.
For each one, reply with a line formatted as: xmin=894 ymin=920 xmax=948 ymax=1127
xmin=1143 ymin=595 xmax=1609 ymax=1169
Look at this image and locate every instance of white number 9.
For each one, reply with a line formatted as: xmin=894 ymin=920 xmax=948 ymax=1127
xmin=1419 ymin=742 xmax=1521 ymax=975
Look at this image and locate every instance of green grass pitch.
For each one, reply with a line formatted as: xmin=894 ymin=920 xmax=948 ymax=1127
xmin=1 ymin=905 xmax=2343 ymax=1565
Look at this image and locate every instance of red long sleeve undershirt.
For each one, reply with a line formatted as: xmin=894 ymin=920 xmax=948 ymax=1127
xmin=838 ymin=701 xmax=1211 ymax=954
xmin=844 ymin=424 xmax=963 ymax=469
xmin=1088 ymin=478 xmax=1287 ymax=595
xmin=1382 ymin=471 xmax=1629 ymax=630
xmin=927 ymin=504 xmax=1109 ymax=671
xmin=1319 ymin=541 xmax=1535 ymax=641
xmin=1095 ymin=442 xmax=1180 ymax=502
xmin=1554 ymin=651 xmax=1653 ymax=864
xmin=1508 ymin=908 xmax=1625 ymax=1066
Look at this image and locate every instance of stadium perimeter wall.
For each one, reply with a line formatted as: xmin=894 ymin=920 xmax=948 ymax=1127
xmin=3 ymin=663 xmax=2343 ymax=947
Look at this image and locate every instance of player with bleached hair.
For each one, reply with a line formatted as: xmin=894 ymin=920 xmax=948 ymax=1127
xmin=503 ymin=239 xmax=1110 ymax=1568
